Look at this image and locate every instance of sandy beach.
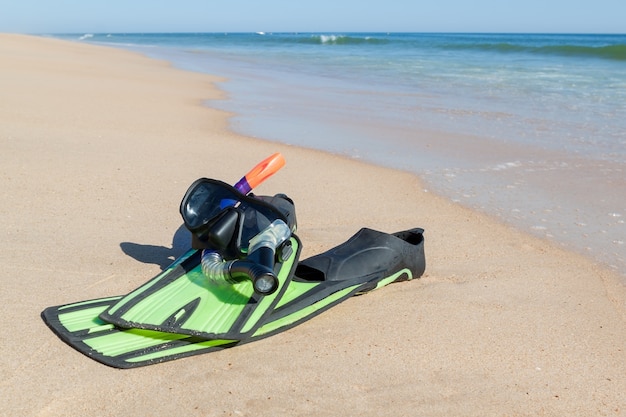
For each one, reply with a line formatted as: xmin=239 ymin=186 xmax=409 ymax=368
xmin=1 ymin=34 xmax=625 ymax=416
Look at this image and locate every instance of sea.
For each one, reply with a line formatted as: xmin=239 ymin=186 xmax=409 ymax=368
xmin=51 ymin=32 xmax=626 ymax=281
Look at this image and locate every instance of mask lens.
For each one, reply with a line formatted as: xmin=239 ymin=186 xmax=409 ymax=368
xmin=180 ymin=178 xmax=287 ymax=253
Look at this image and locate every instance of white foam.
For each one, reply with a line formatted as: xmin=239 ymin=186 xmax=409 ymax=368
xmin=492 ymin=161 xmax=522 ymax=171
xmin=319 ymin=35 xmax=343 ymax=44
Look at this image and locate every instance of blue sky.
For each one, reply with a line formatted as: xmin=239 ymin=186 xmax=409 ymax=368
xmin=1 ymin=0 xmax=624 ymax=34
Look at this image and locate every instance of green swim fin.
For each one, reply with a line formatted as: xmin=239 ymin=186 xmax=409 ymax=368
xmin=252 ymin=228 xmax=425 ymax=338
xmin=100 ymin=235 xmax=300 ymax=340
xmin=42 ymin=228 xmax=425 ymax=368
xmin=42 ymin=296 xmax=239 ymax=368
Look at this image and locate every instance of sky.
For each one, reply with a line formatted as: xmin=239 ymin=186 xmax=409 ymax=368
xmin=1 ymin=0 xmax=624 ymax=34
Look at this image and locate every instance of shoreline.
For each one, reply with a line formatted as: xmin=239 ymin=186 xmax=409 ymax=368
xmin=223 ymin=104 xmax=626 ymax=281
xmin=1 ymin=34 xmax=625 ymax=416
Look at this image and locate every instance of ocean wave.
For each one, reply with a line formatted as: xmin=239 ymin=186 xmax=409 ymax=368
xmin=542 ymin=44 xmax=626 ymax=61
xmin=66 ymin=32 xmax=626 ymax=61
xmin=283 ymin=34 xmax=390 ymax=46
xmin=442 ymin=41 xmax=626 ymax=61
xmin=262 ymin=34 xmax=625 ymax=59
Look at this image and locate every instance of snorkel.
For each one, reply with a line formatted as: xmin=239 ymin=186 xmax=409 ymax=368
xmin=200 ymin=219 xmax=291 ymax=295
xmin=182 ymin=153 xmax=292 ymax=296
xmin=233 ymin=152 xmax=285 ymax=194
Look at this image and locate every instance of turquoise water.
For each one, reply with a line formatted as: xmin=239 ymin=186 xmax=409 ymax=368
xmin=55 ymin=32 xmax=626 ymax=279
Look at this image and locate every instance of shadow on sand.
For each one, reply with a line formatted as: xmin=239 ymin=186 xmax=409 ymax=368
xmin=120 ymin=224 xmax=191 ymax=270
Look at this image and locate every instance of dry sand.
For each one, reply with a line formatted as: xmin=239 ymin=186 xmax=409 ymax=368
xmin=1 ymin=34 xmax=624 ymax=416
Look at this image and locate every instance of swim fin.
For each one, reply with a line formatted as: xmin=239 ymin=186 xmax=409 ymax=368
xmin=41 ymin=296 xmax=240 ymax=368
xmin=252 ymin=227 xmax=425 ymax=338
xmin=99 ymin=235 xmax=301 ymax=340
xmin=41 ymin=228 xmax=425 ymax=368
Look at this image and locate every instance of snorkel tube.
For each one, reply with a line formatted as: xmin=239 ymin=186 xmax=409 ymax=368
xmin=233 ymin=152 xmax=286 ymax=194
xmin=196 ymin=153 xmax=290 ymax=295
xmin=201 ymin=219 xmax=291 ymax=295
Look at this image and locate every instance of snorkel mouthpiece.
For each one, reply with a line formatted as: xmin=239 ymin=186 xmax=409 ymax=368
xmin=200 ymin=220 xmax=292 ymax=296
xmin=247 ymin=219 xmax=292 ymax=294
xmin=253 ymin=272 xmax=279 ymax=295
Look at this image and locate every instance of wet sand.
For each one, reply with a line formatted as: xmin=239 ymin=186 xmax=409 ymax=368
xmin=1 ymin=34 xmax=624 ymax=416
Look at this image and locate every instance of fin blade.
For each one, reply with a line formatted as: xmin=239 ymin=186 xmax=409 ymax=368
xmin=42 ymin=298 xmax=238 ymax=368
xmin=101 ymin=236 xmax=301 ymax=339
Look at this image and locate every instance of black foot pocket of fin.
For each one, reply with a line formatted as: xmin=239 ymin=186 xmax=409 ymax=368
xmin=296 ymin=227 xmax=425 ymax=285
xmin=254 ymin=227 xmax=426 ymax=338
